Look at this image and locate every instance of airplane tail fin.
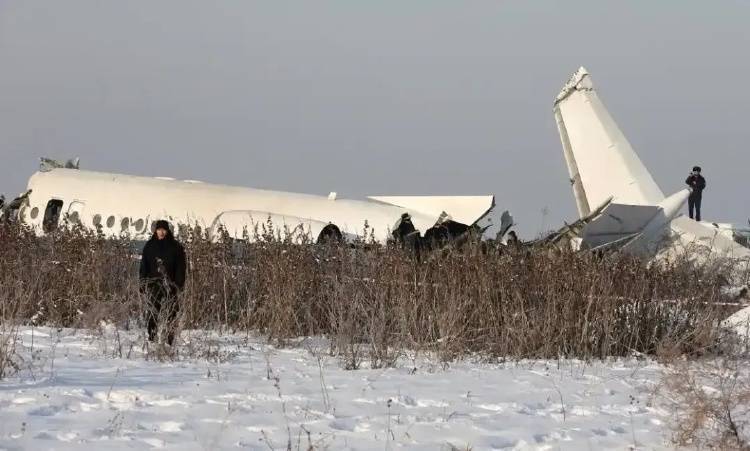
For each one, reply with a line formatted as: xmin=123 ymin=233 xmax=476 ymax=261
xmin=554 ymin=67 xmax=664 ymax=218
xmin=554 ymin=68 xmax=750 ymax=263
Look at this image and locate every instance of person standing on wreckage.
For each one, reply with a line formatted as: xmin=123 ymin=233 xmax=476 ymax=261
xmin=685 ymin=166 xmax=706 ymax=221
xmin=139 ymin=220 xmax=187 ymax=346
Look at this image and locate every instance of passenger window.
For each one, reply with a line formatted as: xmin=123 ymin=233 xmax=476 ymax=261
xmin=92 ymin=214 xmax=102 ymax=227
xmin=121 ymin=217 xmax=130 ymax=232
xmin=30 ymin=207 xmax=39 ymax=219
xmin=43 ymin=199 xmax=64 ymax=233
xmin=106 ymin=216 xmax=115 ymax=228
xmin=134 ymin=219 xmax=144 ymax=232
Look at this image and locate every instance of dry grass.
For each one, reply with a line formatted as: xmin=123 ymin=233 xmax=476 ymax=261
xmin=0 ymin=220 xmax=738 ymax=372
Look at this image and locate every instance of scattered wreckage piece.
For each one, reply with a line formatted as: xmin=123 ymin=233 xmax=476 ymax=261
xmin=700 ymin=220 xmax=750 ymax=249
xmin=39 ymin=157 xmax=80 ymax=172
xmin=0 ymin=189 xmax=32 ymax=223
xmin=497 ymin=210 xmax=515 ymax=242
xmin=531 ymin=195 xmax=613 ymax=252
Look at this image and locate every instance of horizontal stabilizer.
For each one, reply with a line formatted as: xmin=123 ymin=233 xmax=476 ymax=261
xmin=582 ymin=203 xmax=659 ymax=249
xmin=587 ymin=189 xmax=689 ymax=254
xmin=367 ymin=195 xmax=495 ymax=226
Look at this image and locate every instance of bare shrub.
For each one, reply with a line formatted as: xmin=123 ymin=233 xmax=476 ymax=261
xmin=0 ymin=324 xmax=20 ymax=379
xmin=663 ymin=358 xmax=750 ymax=449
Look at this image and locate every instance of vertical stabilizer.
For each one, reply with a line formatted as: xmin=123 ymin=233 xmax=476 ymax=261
xmin=555 ymin=106 xmax=591 ymax=217
xmin=553 ymin=67 xmax=664 ymax=217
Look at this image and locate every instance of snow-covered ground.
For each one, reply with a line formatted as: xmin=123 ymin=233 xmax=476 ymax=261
xmin=0 ymin=327 xmax=675 ymax=450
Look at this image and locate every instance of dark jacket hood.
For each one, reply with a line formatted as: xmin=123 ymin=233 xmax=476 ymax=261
xmin=150 ymin=220 xmax=175 ymax=241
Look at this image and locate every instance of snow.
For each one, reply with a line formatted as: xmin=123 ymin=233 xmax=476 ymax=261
xmin=723 ymin=305 xmax=750 ymax=338
xmin=0 ymin=327 xmax=675 ymax=450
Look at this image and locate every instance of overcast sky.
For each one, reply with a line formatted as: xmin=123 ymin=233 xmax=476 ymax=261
xmin=1 ymin=1 xmax=748 ymax=237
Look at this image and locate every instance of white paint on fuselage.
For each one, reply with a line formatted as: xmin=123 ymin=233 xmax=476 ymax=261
xmin=21 ymin=168 xmax=494 ymax=244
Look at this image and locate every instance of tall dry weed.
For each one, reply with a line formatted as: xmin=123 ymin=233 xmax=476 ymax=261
xmin=0 ymin=221 xmax=737 ymax=372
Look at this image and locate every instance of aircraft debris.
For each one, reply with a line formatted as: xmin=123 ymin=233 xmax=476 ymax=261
xmin=552 ymin=66 xmax=750 ymax=267
xmin=39 ymin=157 xmax=80 ymax=172
xmin=0 ymin=189 xmax=32 ymax=223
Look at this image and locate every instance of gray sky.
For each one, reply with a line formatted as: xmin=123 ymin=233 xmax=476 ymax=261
xmin=1 ymin=1 xmax=748 ymax=237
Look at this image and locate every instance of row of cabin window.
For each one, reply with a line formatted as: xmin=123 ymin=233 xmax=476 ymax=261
xmin=31 ymin=200 xmax=158 ymax=234
xmin=90 ymin=215 xmax=148 ymax=233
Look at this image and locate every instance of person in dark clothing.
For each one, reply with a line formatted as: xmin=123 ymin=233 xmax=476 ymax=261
xmin=393 ymin=213 xmax=419 ymax=246
xmin=685 ymin=166 xmax=706 ymax=221
xmin=139 ymin=220 xmax=187 ymax=345
xmin=505 ymin=230 xmax=520 ymax=247
xmin=392 ymin=213 xmax=423 ymax=256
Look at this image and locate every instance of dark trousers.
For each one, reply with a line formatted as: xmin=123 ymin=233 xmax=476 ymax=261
xmin=688 ymin=193 xmax=702 ymax=221
xmin=146 ymin=285 xmax=179 ymax=345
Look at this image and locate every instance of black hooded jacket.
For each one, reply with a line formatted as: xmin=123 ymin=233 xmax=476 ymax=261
xmin=685 ymin=174 xmax=706 ymax=195
xmin=139 ymin=224 xmax=187 ymax=294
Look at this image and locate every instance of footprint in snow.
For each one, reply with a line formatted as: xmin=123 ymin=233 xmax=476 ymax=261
xmin=329 ymin=417 xmax=369 ymax=432
xmin=33 ymin=431 xmax=57 ymax=440
xmin=28 ymin=405 xmax=63 ymax=416
xmin=57 ymin=431 xmax=79 ymax=441
xmin=484 ymin=436 xmax=521 ymax=449
xmin=398 ymin=395 xmax=417 ymax=406
xmin=141 ymin=437 xmax=166 ymax=448
xmin=147 ymin=399 xmax=189 ymax=408
xmin=476 ymin=403 xmax=506 ymax=412
xmin=330 ymin=418 xmax=357 ymax=431
xmin=138 ymin=421 xmax=184 ymax=433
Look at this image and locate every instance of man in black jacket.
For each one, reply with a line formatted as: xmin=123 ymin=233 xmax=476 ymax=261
xmin=139 ymin=220 xmax=187 ymax=345
xmin=685 ymin=166 xmax=707 ymax=221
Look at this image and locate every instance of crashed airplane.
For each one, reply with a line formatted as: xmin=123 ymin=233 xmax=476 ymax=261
xmin=2 ymin=67 xmax=745 ymax=261
xmin=3 ymin=160 xmax=496 ymax=246
xmin=550 ymin=66 xmax=750 ymax=271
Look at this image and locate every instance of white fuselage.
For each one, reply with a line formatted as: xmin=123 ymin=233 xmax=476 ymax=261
xmin=21 ymin=168 xmax=491 ymax=243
